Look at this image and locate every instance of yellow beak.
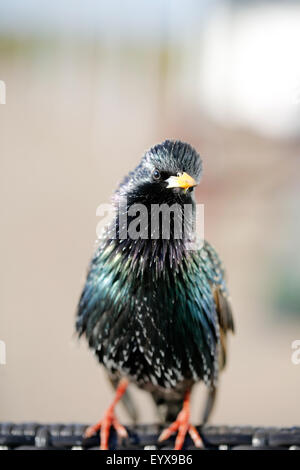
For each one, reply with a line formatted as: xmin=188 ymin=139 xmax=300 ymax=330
xmin=166 ymin=172 xmax=197 ymax=191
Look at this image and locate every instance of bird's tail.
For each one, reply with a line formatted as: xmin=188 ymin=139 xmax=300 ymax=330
xmin=151 ymin=386 xmax=218 ymax=425
xmin=151 ymin=392 xmax=184 ymax=424
xmin=201 ymin=385 xmax=217 ymax=425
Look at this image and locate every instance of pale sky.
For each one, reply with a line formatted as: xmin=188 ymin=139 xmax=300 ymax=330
xmin=0 ymin=0 xmax=217 ymax=41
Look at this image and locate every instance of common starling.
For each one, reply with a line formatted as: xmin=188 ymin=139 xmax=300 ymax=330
xmin=76 ymin=140 xmax=234 ymax=450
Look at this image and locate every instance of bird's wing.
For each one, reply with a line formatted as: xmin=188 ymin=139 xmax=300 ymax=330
xmin=213 ymin=285 xmax=234 ymax=369
xmin=201 ymin=285 xmax=234 ymax=424
xmin=200 ymin=240 xmax=234 ymax=368
xmin=199 ymin=241 xmax=235 ymax=423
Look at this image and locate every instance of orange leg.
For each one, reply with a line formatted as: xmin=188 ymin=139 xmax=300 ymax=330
xmin=85 ymin=377 xmax=129 ymax=450
xmin=158 ymin=390 xmax=203 ymax=450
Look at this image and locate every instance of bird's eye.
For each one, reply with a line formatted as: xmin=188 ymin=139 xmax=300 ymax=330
xmin=152 ymin=169 xmax=161 ymax=181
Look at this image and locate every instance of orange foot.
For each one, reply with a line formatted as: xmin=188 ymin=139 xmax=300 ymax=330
xmin=158 ymin=390 xmax=203 ymax=450
xmin=85 ymin=378 xmax=128 ymax=450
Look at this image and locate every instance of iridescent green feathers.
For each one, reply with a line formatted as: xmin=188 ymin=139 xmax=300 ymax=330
xmin=76 ymin=236 xmax=233 ymax=388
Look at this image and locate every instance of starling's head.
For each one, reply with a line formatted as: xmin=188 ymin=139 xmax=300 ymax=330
xmin=117 ymin=140 xmax=202 ymax=206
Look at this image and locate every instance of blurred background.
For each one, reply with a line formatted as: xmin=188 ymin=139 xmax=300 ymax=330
xmin=0 ymin=0 xmax=300 ymax=426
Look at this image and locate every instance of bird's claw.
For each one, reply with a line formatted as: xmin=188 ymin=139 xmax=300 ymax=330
xmin=159 ymin=409 xmax=203 ymax=450
xmin=85 ymin=409 xmax=127 ymax=450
